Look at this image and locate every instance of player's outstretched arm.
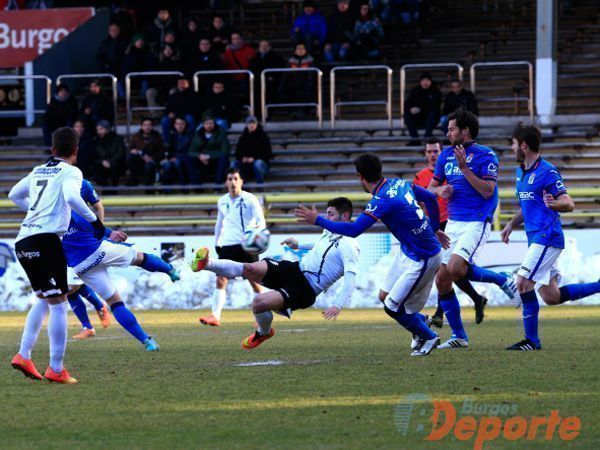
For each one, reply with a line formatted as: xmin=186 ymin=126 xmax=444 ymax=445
xmin=501 ymin=207 xmax=524 ymax=244
xmin=8 ymin=175 xmax=31 ymax=211
xmin=323 ymin=271 xmax=356 ymax=320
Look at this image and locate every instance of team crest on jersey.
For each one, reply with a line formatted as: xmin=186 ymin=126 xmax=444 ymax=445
xmin=487 ymin=163 xmax=498 ymax=176
xmin=528 ymin=173 xmax=536 ymax=184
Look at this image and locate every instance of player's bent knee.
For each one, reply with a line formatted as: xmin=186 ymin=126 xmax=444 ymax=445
xmin=516 ymin=276 xmax=535 ymax=294
xmin=447 ymin=258 xmax=467 ymax=280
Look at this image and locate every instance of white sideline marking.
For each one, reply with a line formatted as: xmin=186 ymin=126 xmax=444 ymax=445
xmin=235 ymin=360 xmax=285 ymax=367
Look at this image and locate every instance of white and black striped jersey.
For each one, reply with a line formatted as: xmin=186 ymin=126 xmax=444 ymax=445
xmin=9 ymin=158 xmax=97 ymax=243
xmin=300 ymin=230 xmax=360 ymax=295
xmin=214 ymin=191 xmax=266 ymax=246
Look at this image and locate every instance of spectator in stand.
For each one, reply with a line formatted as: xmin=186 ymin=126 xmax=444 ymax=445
xmin=202 ymin=80 xmax=238 ymax=130
xmin=43 ymin=84 xmax=78 ymax=146
xmin=80 ymin=79 xmax=115 ymax=135
xmin=93 ymin=120 xmax=126 ymax=187
xmin=163 ymin=29 xmax=178 ymax=49
xmin=156 ymin=44 xmax=183 ymax=73
xmin=163 ymin=116 xmax=194 ymax=185
xmin=127 ymin=117 xmax=164 ymax=187
xmin=352 ymin=2 xmax=384 ymax=59
xmin=233 ymin=116 xmax=272 ymax=184
xmin=223 ymin=32 xmax=256 ymax=81
xmin=403 ymin=72 xmax=441 ymax=143
xmin=122 ymin=34 xmax=157 ymax=111
xmin=440 ymin=79 xmax=479 ymax=133
xmin=280 ymin=43 xmax=315 ymax=119
xmin=161 ymin=77 xmax=200 ymax=144
xmin=96 ymin=23 xmax=127 ymax=96
xmin=250 ymin=39 xmax=285 ymax=105
xmin=73 ymin=120 xmax=95 ymax=179
xmin=187 ymin=37 xmax=224 ymax=91
xmin=207 ymin=15 xmax=231 ymax=54
xmin=291 ymin=1 xmax=327 ymax=56
xmin=324 ymin=0 xmax=355 ymax=63
xmin=146 ymin=8 xmax=174 ymax=51
xmin=188 ymin=112 xmax=231 ymax=185
xmin=181 ymin=17 xmax=202 ymax=61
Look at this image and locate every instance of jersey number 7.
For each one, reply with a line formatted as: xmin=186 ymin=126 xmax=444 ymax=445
xmin=404 ymin=191 xmax=425 ymax=219
xmin=30 ymin=179 xmax=48 ymax=211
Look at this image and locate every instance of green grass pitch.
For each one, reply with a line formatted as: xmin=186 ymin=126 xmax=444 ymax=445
xmin=1 ymin=307 xmax=598 ymax=450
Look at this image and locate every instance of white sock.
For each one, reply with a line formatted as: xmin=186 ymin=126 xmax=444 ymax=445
xmin=47 ymin=302 xmax=68 ymax=373
xmin=18 ymin=299 xmax=49 ymax=360
xmin=254 ymin=311 xmax=273 ymax=336
xmin=212 ymin=288 xmax=227 ymax=320
xmin=206 ymin=259 xmax=244 ymax=278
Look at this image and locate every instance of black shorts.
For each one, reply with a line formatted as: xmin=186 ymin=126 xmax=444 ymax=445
xmin=15 ymin=233 xmax=68 ymax=298
xmin=216 ymin=244 xmax=258 ymax=263
xmin=439 ymin=220 xmax=448 ymax=232
xmin=261 ymin=259 xmax=317 ymax=311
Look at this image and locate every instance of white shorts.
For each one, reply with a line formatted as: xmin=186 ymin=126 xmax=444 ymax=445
xmin=442 ymin=219 xmax=491 ymax=264
xmin=517 ymin=244 xmax=562 ymax=286
xmin=67 ymin=267 xmax=84 ymax=287
xmin=382 ymin=249 xmax=442 ymax=314
xmin=73 ymin=240 xmax=137 ymax=300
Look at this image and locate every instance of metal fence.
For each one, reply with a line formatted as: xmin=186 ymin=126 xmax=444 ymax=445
xmin=193 ymin=69 xmax=255 ymax=116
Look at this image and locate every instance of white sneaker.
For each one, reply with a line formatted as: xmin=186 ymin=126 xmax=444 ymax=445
xmin=411 ymin=335 xmax=441 ymax=356
xmin=410 ymin=335 xmax=419 ymax=350
xmin=500 ymin=272 xmax=520 ymax=306
xmin=438 ymin=336 xmax=469 ymax=349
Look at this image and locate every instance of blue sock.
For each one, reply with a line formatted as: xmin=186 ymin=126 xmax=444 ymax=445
xmin=559 ymin=282 xmax=600 ymax=303
xmin=140 ymin=253 xmax=173 ymax=274
xmin=467 ymin=264 xmax=507 ymax=287
xmin=110 ymin=301 xmax=149 ymax=343
xmin=67 ymin=293 xmax=93 ymax=330
xmin=521 ymin=290 xmax=540 ymax=344
xmin=78 ymin=284 xmax=104 ymax=311
xmin=384 ymin=306 xmax=436 ymax=340
xmin=439 ymin=290 xmax=468 ymax=340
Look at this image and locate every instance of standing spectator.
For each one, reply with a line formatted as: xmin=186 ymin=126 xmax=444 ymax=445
xmin=73 ymin=120 xmax=95 ymax=179
xmin=233 ymin=116 xmax=272 ymax=184
xmin=80 ymin=79 xmax=115 ymax=134
xmin=223 ymin=32 xmax=256 ymax=82
xmin=441 ymin=79 xmax=479 ymax=133
xmin=403 ymin=72 xmax=441 ymax=142
xmin=163 ymin=116 xmax=194 ymax=185
xmin=352 ymin=3 xmax=384 ymax=59
xmin=127 ymin=117 xmax=164 ymax=187
xmin=202 ymin=80 xmax=238 ymax=129
xmin=146 ymin=8 xmax=174 ymax=51
xmin=93 ymin=120 xmax=126 ymax=187
xmin=280 ymin=43 xmax=316 ymax=119
xmin=181 ymin=17 xmax=201 ymax=60
xmin=291 ymin=1 xmax=327 ymax=55
xmin=96 ymin=23 xmax=127 ymax=96
xmin=249 ymin=39 xmax=285 ymax=104
xmin=324 ymin=0 xmax=355 ymax=63
xmin=161 ymin=77 xmax=200 ymax=143
xmin=207 ymin=15 xmax=231 ymax=54
xmin=188 ymin=113 xmax=231 ymax=185
xmin=43 ymin=84 xmax=78 ymax=146
xmin=187 ymin=38 xmax=225 ymax=90
xmin=122 ymin=34 xmax=157 ymax=111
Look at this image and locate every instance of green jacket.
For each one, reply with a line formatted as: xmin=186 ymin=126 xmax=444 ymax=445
xmin=95 ymin=131 xmax=125 ymax=167
xmin=188 ymin=126 xmax=231 ymax=160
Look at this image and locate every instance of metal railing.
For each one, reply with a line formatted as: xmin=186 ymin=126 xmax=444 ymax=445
xmin=330 ymin=65 xmax=393 ymax=133
xmin=193 ymin=69 xmax=255 ymax=116
xmin=125 ymin=71 xmax=183 ymax=136
xmin=56 ymin=73 xmax=118 ymax=126
xmin=399 ymin=63 xmax=464 ymax=128
xmin=470 ymin=61 xmax=534 ymax=122
xmin=261 ymin=67 xmax=323 ymax=129
xmin=0 ymin=75 xmax=52 ymax=120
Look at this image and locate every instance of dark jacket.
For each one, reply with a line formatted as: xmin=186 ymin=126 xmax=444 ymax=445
xmin=405 ymin=85 xmax=442 ymax=118
xmin=249 ymin=49 xmax=285 ymax=76
xmin=443 ymin=89 xmax=479 ymax=116
xmin=96 ymin=36 xmax=127 ymax=75
xmin=180 ymin=18 xmax=201 ymax=60
xmin=235 ymin=125 xmax=272 ymax=162
xmin=165 ymin=87 xmax=202 ymax=119
xmin=207 ymin=23 xmax=232 ymax=54
xmin=188 ymin=125 xmax=230 ymax=160
xmin=187 ymin=49 xmax=224 ymax=81
xmin=202 ymin=91 xmax=237 ymax=123
xmin=156 ymin=47 xmax=183 ymax=73
xmin=129 ymin=129 xmax=164 ymax=163
xmin=168 ymin=128 xmax=194 ymax=158
xmin=326 ymin=8 xmax=355 ymax=44
xmin=146 ymin=16 xmax=174 ymax=50
xmin=45 ymin=94 xmax=78 ymax=132
xmin=95 ymin=131 xmax=125 ymax=167
xmin=122 ymin=44 xmax=156 ymax=77
xmin=81 ymin=92 xmax=115 ymax=125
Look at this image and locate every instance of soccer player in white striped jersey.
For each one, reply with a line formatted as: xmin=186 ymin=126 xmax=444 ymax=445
xmin=9 ymin=127 xmax=106 ymax=384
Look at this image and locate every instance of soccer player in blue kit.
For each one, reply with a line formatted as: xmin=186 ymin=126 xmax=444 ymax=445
xmin=296 ymin=153 xmax=451 ymax=356
xmin=428 ymin=110 xmax=517 ymax=349
xmin=501 ymin=123 xmax=600 ymax=350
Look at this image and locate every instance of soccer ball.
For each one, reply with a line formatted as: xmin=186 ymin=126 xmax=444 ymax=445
xmin=242 ymin=228 xmax=270 ymax=254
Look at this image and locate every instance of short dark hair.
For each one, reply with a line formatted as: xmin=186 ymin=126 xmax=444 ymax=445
xmin=448 ymin=109 xmax=479 ymax=139
xmin=56 ymin=84 xmax=70 ymax=94
xmin=512 ymin=121 xmax=541 ymax=152
xmin=140 ymin=116 xmax=153 ymax=125
xmin=52 ymin=127 xmax=79 ymax=157
xmin=354 ymin=153 xmax=382 ymax=183
xmin=89 ymin=78 xmax=101 ymax=87
xmin=425 ymin=137 xmax=442 ymax=149
xmin=327 ymin=197 xmax=353 ymax=218
xmin=225 ymin=167 xmax=241 ymax=177
xmin=450 ymin=78 xmax=463 ymax=85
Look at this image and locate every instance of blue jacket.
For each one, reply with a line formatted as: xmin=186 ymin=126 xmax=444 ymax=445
xmin=292 ymin=12 xmax=327 ymax=45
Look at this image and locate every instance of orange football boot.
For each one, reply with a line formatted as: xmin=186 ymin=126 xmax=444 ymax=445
xmin=44 ymin=367 xmax=77 ymax=384
xmin=73 ymin=328 xmax=96 ymax=339
xmin=198 ymin=314 xmax=221 ymax=327
xmin=242 ymin=328 xmax=275 ymax=349
xmin=11 ymin=353 xmax=43 ymax=380
xmin=97 ymin=305 xmax=111 ymax=328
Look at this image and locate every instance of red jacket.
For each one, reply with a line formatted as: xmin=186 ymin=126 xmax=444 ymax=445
xmin=223 ymin=44 xmax=256 ymax=80
xmin=413 ymin=167 xmax=449 ymax=224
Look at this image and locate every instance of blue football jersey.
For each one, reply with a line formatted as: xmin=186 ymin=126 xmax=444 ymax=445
xmin=433 ymin=142 xmax=499 ymax=222
xmin=516 ymin=157 xmax=567 ymax=248
xmin=364 ymin=178 xmax=441 ymax=261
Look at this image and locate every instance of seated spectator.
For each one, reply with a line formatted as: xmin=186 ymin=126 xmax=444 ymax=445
xmin=156 ymin=44 xmax=183 ymax=73
xmin=163 ymin=29 xmax=178 ymax=49
xmin=223 ymin=31 xmax=256 ymax=82
xmin=187 ymin=37 xmax=225 ymax=91
xmin=146 ymin=8 xmax=174 ymax=51
xmin=352 ymin=3 xmax=384 ymax=59
xmin=324 ymin=0 xmax=355 ymax=63
xmin=188 ymin=113 xmax=230 ymax=185
xmin=279 ymin=43 xmax=316 ymax=119
xmin=291 ymin=1 xmax=327 ymax=56
xmin=233 ymin=116 xmax=272 ymax=184
xmin=162 ymin=116 xmax=194 ymax=185
xmin=43 ymin=84 xmax=78 ymax=146
xmin=404 ymin=72 xmax=442 ymax=142
xmin=249 ymin=39 xmax=285 ymax=104
xmin=93 ymin=120 xmax=126 ymax=187
xmin=207 ymin=15 xmax=231 ymax=54
xmin=161 ymin=77 xmax=200 ymax=143
xmin=80 ymin=79 xmax=115 ymax=135
xmin=122 ymin=34 xmax=157 ymax=108
xmin=441 ymin=79 xmax=479 ymax=133
xmin=372 ymin=0 xmax=420 ymax=24
xmin=202 ymin=80 xmax=238 ymax=129
xmin=73 ymin=120 xmax=95 ymax=179
xmin=127 ymin=117 xmax=164 ymax=186
xmin=96 ymin=22 xmax=127 ymax=96
xmin=181 ymin=17 xmax=201 ymax=61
